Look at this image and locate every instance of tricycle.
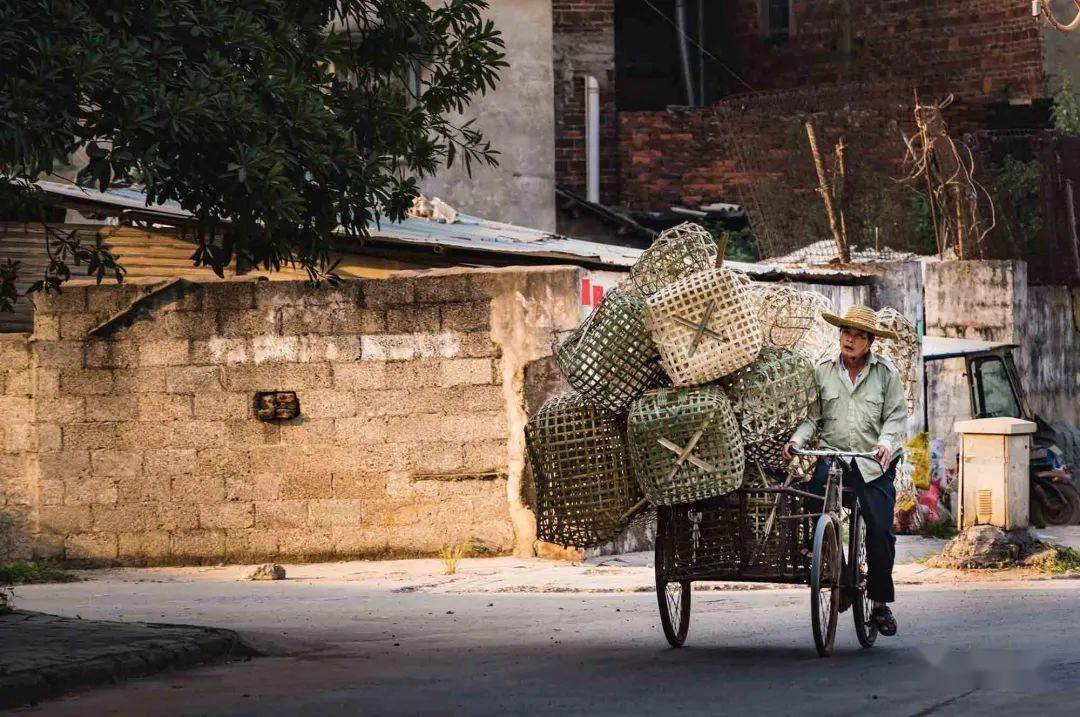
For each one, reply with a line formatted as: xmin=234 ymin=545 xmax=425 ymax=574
xmin=653 ymin=448 xmax=879 ymax=656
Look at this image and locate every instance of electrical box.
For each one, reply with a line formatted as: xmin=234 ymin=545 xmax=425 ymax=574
xmin=954 ymin=417 xmax=1036 ymax=530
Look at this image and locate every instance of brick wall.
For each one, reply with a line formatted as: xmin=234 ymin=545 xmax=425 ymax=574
xmin=553 ymin=0 xmax=618 ymax=202
xmin=0 ymin=335 xmax=34 ymax=560
xmin=722 ymin=0 xmax=1041 ymax=103
xmin=3 ymin=267 xmax=580 ymax=565
xmin=608 ymin=1 xmax=1043 ymax=215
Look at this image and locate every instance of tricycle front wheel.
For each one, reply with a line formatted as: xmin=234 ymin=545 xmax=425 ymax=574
xmin=810 ymin=515 xmax=840 ymax=657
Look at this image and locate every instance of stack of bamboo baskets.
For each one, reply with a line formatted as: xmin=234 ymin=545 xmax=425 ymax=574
xmin=525 ymin=222 xmax=916 ymax=548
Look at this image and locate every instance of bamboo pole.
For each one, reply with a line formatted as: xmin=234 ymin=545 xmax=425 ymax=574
xmin=805 ymin=122 xmax=849 ymax=263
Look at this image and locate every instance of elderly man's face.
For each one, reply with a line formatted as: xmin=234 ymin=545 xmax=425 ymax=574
xmin=840 ymin=327 xmax=873 ymax=362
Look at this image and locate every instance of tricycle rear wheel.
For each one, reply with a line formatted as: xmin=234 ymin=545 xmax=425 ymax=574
xmin=655 ymin=507 xmax=691 ymax=647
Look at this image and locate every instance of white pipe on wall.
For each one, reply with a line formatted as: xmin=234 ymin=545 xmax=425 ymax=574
xmin=585 ymin=75 xmax=601 ymax=203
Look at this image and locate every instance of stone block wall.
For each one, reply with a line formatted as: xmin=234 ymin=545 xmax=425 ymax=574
xmin=0 ymin=334 xmax=34 ymax=560
xmin=4 ymin=266 xmax=580 ymax=565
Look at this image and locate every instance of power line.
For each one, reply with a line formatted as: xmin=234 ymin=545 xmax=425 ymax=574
xmin=640 ymin=0 xmax=756 ymax=94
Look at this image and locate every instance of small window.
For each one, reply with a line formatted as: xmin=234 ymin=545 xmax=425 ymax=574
xmin=761 ymin=0 xmax=791 ymax=39
xmin=972 ymin=357 xmax=1020 ymax=419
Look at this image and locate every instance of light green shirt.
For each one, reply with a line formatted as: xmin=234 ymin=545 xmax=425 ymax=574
xmin=790 ymin=352 xmax=909 ymax=482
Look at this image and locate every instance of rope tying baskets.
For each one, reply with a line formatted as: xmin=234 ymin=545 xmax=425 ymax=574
xmin=721 ymin=347 xmax=818 ymax=472
xmin=627 ymin=385 xmax=744 ymax=506
xmin=629 ymin=222 xmax=718 ymax=297
xmin=644 ymin=268 xmax=762 ymax=385
xmin=749 ymin=284 xmax=834 ymax=350
xmin=555 ymin=289 xmax=667 ymax=412
xmin=874 ymin=307 xmax=920 ymax=413
xmin=525 ymin=392 xmax=642 ymax=548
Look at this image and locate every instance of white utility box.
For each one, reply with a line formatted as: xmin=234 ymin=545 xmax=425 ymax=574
xmin=954 ymin=417 xmax=1036 ymax=530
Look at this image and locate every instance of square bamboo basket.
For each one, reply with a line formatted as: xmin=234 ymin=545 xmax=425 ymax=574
xmin=629 ymin=222 xmax=718 ymax=297
xmin=627 ymin=385 xmax=745 ymax=506
xmin=644 ymin=268 xmax=762 ymax=385
xmin=525 ymin=392 xmax=642 ymax=548
xmin=555 ymin=288 xmax=667 ymax=412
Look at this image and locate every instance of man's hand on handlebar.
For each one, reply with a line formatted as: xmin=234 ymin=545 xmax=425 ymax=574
xmin=874 ymin=443 xmax=892 ymax=469
xmin=782 ymin=441 xmax=799 ymax=461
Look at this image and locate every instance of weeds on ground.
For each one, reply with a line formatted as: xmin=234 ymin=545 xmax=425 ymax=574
xmin=919 ymin=518 xmax=958 ymax=540
xmin=1030 ymin=544 xmax=1080 ymax=575
xmin=0 ymin=561 xmax=79 ymax=585
xmin=439 ymin=542 xmax=471 ymax=575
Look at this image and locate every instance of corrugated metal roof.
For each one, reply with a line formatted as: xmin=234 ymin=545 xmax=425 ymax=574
xmin=31 ymin=181 xmax=876 ymax=282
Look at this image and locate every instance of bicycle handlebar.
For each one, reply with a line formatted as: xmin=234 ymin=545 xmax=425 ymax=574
xmin=790 ymin=448 xmax=878 ymax=459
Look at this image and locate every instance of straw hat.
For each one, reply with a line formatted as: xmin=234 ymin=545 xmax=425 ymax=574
xmin=821 ymin=305 xmax=899 ymax=340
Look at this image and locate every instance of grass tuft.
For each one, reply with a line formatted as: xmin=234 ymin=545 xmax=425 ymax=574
xmin=0 ymin=561 xmax=80 ymax=586
xmin=1031 ymin=544 xmax=1080 ymax=574
xmin=919 ymin=518 xmax=958 ymax=540
xmin=439 ymin=542 xmax=471 ymax=575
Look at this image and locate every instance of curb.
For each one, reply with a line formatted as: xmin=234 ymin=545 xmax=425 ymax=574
xmin=0 ymin=613 xmax=257 ymax=709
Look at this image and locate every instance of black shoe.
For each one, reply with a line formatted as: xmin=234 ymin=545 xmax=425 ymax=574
xmin=871 ymin=605 xmax=898 ymax=636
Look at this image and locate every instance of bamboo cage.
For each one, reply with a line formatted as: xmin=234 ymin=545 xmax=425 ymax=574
xmin=629 ymin=222 xmax=718 ymax=297
xmin=644 ymin=268 xmax=762 ymax=386
xmin=794 ymin=306 xmax=837 ymax=362
xmin=555 ymin=289 xmax=668 ymax=412
xmin=525 ymin=392 xmax=642 ymax=548
xmin=873 ymin=307 xmax=920 ymax=413
xmin=627 ymin=385 xmax=745 ymax=506
xmin=748 ymin=283 xmax=834 ymax=351
xmin=721 ymin=347 xmax=818 ymax=472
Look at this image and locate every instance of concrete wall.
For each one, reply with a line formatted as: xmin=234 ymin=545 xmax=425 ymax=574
xmin=1019 ymin=284 xmax=1080 ymax=427
xmin=0 ymin=267 xmax=580 ymax=565
xmin=420 ymin=0 xmax=557 ymax=231
xmin=923 ymin=260 xmax=1080 ymax=466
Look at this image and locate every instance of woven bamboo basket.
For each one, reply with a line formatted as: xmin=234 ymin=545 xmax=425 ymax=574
xmin=555 ymin=289 xmax=667 ymax=412
xmin=627 ymin=385 xmax=744 ymax=506
xmin=721 ymin=346 xmax=818 ymax=472
xmin=644 ymin=268 xmax=762 ymax=385
xmin=794 ymin=303 xmax=837 ymax=362
xmin=874 ymin=307 xmax=919 ymax=413
xmin=749 ymin=284 xmax=834 ymax=350
xmin=629 ymin=222 xmax=718 ymax=297
xmin=525 ymin=392 xmax=642 ymax=548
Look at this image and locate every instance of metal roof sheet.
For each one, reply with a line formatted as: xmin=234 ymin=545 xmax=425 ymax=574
xmin=32 ymin=181 xmax=875 ymax=281
xmin=922 ymin=336 xmax=1017 ymax=360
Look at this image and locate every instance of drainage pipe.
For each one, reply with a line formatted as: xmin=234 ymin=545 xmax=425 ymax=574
xmin=674 ymin=0 xmax=696 ymax=106
xmin=585 ymin=75 xmax=601 ymax=203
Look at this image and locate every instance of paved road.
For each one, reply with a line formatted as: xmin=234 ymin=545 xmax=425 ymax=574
xmin=9 ymin=570 xmax=1080 ymax=716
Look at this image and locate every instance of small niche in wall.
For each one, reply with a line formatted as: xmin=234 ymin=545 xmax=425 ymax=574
xmin=254 ymin=391 xmax=301 ymax=421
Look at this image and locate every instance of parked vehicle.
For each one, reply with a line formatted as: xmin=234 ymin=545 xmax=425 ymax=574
xmin=922 ymin=337 xmax=1080 ymax=525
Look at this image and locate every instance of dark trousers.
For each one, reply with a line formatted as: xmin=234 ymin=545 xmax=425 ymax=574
xmin=806 ymin=458 xmax=897 ymax=603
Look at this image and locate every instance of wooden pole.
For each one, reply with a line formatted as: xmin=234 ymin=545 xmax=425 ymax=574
xmin=805 ymin=122 xmax=849 ymax=263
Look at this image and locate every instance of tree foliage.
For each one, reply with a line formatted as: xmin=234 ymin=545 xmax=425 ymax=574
xmin=0 ymin=0 xmax=506 ymax=307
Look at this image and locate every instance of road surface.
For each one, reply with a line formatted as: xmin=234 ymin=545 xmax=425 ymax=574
xmin=8 ymin=564 xmax=1080 ymax=716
